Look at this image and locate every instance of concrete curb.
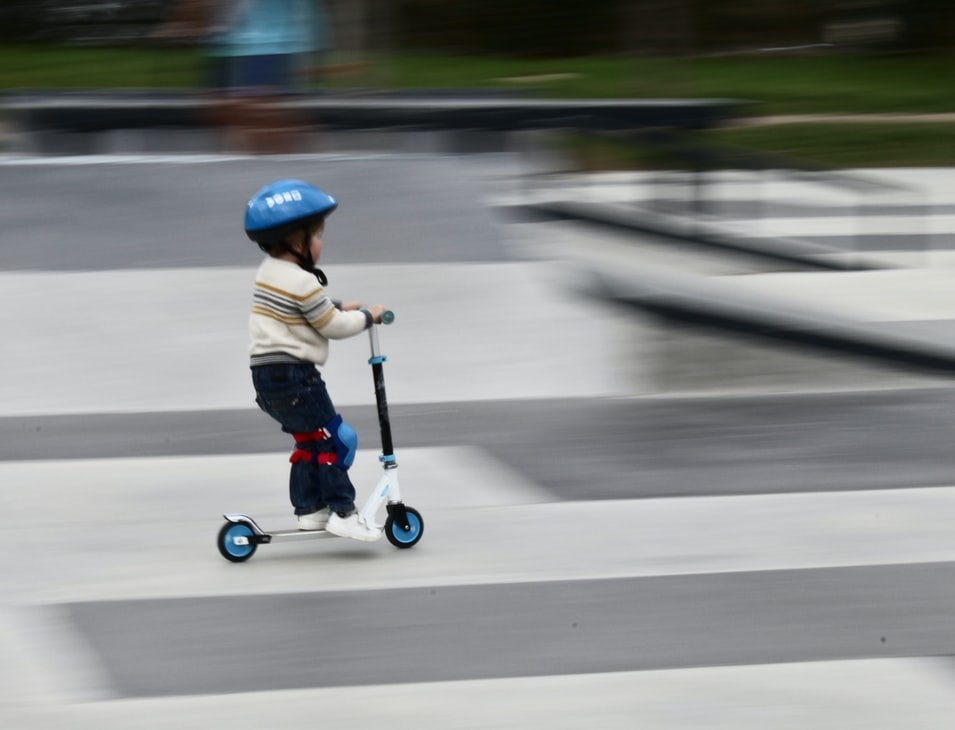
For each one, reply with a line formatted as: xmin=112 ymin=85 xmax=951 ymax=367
xmin=0 ymin=91 xmax=742 ymax=134
xmin=584 ymin=262 xmax=955 ymax=376
xmin=511 ymin=199 xmax=890 ymax=272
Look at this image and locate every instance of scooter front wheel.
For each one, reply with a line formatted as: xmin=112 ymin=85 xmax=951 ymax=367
xmin=217 ymin=520 xmax=258 ymax=563
xmin=385 ymin=506 xmax=424 ymax=549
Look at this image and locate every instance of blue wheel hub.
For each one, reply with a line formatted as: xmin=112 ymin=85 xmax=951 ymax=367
xmin=222 ymin=523 xmax=255 ymax=559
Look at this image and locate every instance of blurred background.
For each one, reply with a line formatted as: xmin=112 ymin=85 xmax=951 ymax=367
xmin=0 ymin=0 xmax=954 ymax=160
xmin=3 ymin=3 xmax=955 ymax=729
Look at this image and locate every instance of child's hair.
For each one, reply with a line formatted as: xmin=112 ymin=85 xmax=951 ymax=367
xmin=256 ymin=215 xmax=323 ymax=256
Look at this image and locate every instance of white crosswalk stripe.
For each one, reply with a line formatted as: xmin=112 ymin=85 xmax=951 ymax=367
xmin=6 ymin=452 xmax=955 ymax=602
xmin=6 ymin=659 xmax=955 ymax=730
xmin=0 ymin=263 xmax=632 ymax=416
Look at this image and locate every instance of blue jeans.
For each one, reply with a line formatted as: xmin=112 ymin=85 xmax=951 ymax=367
xmin=251 ymin=363 xmax=357 ymax=515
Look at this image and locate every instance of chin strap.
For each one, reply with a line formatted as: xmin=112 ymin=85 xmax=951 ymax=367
xmin=290 ymin=251 xmax=326 ymax=286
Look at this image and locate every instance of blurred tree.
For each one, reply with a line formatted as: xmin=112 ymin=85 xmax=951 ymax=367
xmin=393 ymin=0 xmax=834 ymax=56
xmin=621 ymin=1 xmax=695 ymax=55
xmin=0 ymin=1 xmax=43 ymax=41
xmin=820 ymin=1 xmax=955 ymax=51
xmin=2 ymin=0 xmax=952 ymax=53
xmin=0 ymin=0 xmax=173 ymax=43
xmin=693 ymin=0 xmax=829 ymax=51
xmin=896 ymin=0 xmax=955 ymax=50
xmin=395 ymin=0 xmax=624 ymax=56
xmin=394 ymin=0 xmax=954 ymax=56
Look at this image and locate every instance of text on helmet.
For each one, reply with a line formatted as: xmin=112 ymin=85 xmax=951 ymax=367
xmin=265 ymin=190 xmax=303 ymax=208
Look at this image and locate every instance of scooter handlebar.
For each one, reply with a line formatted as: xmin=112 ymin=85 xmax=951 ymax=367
xmin=379 ymin=310 xmax=395 ymax=325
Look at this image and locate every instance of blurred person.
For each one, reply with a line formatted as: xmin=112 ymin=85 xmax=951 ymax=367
xmin=206 ymin=0 xmax=331 ymax=94
xmin=244 ymin=179 xmax=388 ymax=541
xmin=157 ymin=0 xmax=331 ymax=151
xmin=206 ymin=0 xmax=330 ymax=152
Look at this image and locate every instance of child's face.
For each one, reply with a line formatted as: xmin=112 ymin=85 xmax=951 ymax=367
xmin=308 ymin=221 xmax=324 ymax=262
xmin=287 ymin=221 xmax=324 ymax=263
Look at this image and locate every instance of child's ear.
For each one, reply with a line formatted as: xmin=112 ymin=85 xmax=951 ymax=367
xmin=285 ymin=230 xmax=307 ymax=253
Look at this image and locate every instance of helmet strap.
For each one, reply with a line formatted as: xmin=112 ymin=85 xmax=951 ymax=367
xmin=290 ymin=239 xmax=327 ymax=286
xmin=289 ymin=225 xmax=316 ymax=274
xmin=292 ymin=248 xmax=314 ymax=273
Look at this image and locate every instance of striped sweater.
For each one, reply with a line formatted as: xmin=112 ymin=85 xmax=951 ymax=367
xmin=249 ymin=257 xmax=369 ymax=366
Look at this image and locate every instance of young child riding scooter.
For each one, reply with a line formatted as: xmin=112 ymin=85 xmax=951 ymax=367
xmin=245 ymin=179 xmax=388 ymax=541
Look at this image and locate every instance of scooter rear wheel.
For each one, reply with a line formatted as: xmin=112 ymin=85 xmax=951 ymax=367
xmin=217 ymin=521 xmax=258 ymax=563
xmin=385 ymin=506 xmax=424 ymax=549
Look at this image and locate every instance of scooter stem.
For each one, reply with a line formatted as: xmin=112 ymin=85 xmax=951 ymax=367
xmin=368 ymin=316 xmax=396 ymax=467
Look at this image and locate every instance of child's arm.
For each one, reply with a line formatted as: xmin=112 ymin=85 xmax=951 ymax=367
xmin=303 ymin=287 xmax=387 ymax=337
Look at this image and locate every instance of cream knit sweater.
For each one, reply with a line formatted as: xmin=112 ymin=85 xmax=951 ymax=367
xmin=249 ymin=257 xmax=368 ymax=366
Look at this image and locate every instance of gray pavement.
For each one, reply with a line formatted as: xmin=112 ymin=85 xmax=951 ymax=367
xmin=0 ymin=156 xmax=510 ymax=270
xmin=5 ymin=390 xmax=955 ymax=499
xmin=3 ymin=147 xmax=955 ymax=729
xmin=65 ymin=564 xmax=955 ymax=697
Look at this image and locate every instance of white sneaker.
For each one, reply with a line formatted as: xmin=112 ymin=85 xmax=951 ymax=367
xmin=297 ymin=508 xmax=331 ymax=531
xmin=326 ymin=511 xmax=382 ymax=542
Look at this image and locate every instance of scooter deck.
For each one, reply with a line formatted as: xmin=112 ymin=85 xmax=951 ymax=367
xmin=225 ymin=513 xmax=383 ymax=541
xmin=266 ymin=528 xmax=337 ymax=542
xmin=224 ymin=513 xmax=337 ymax=544
xmin=263 ymin=524 xmax=385 ymax=542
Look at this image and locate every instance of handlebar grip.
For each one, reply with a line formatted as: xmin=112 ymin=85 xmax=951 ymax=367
xmin=380 ymin=310 xmax=395 ymax=325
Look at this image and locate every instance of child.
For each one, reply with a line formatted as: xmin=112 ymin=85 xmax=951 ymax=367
xmin=244 ymin=179 xmax=387 ymax=541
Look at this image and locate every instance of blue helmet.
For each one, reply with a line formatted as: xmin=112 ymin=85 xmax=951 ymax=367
xmin=244 ymin=179 xmax=338 ymax=248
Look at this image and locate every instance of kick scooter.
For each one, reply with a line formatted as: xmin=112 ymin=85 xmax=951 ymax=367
xmin=216 ymin=311 xmax=424 ymax=562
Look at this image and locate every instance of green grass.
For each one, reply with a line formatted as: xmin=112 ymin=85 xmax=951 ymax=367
xmin=707 ymin=123 xmax=955 ymax=168
xmin=565 ymin=124 xmax=955 ymax=170
xmin=686 ymin=55 xmax=955 ymax=115
xmin=2 ymin=44 xmax=954 ymax=165
xmin=380 ymin=54 xmax=955 ymax=115
xmin=366 ymin=54 xmax=700 ymax=100
xmin=2 ymin=45 xmax=953 ymax=114
xmin=0 ymin=44 xmax=200 ymax=88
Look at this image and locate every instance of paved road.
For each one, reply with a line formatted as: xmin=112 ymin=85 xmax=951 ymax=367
xmin=4 ymin=390 xmax=955 ymax=499
xmin=2 ymin=152 xmax=955 ymax=729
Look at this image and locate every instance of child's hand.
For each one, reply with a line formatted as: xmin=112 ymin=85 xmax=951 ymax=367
xmin=367 ymin=305 xmax=388 ymax=324
xmin=344 ymin=301 xmax=388 ymax=323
